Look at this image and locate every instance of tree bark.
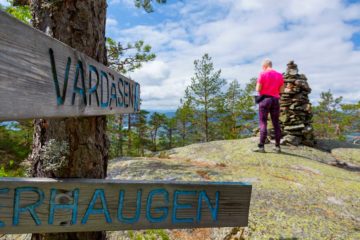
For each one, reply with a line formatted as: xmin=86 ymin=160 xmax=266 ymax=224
xmin=28 ymin=1 xmax=108 ymax=239
xmin=117 ymin=114 xmax=124 ymax=157
xmin=169 ymin=128 xmax=172 ymax=149
xmin=127 ymin=114 xmax=132 ymax=155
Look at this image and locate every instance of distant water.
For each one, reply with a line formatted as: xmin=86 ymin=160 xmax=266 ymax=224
xmin=144 ymin=110 xmax=176 ymax=121
xmin=346 ymin=132 xmax=360 ymax=143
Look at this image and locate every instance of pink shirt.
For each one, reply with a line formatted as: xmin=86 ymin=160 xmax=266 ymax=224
xmin=257 ymin=69 xmax=284 ymax=98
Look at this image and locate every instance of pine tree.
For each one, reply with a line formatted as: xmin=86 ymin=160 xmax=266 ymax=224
xmin=217 ymin=78 xmax=257 ymax=139
xmin=107 ymin=38 xmax=156 ymax=74
xmin=219 ymin=80 xmax=243 ymax=139
xmin=186 ymin=54 xmax=226 ymax=142
xmin=108 ymin=114 xmax=125 ymax=158
xmin=149 ymin=112 xmax=166 ymax=151
xmin=163 ymin=116 xmax=177 ymax=149
xmin=340 ymin=101 xmax=360 ymax=137
xmin=313 ymin=90 xmax=343 ymax=138
xmin=236 ymin=78 xmax=257 ymax=135
xmin=175 ymin=97 xmax=195 ymax=146
xmin=133 ymin=110 xmax=150 ymax=156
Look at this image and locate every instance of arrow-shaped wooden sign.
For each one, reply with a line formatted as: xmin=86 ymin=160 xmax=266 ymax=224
xmin=0 ymin=10 xmax=140 ymax=121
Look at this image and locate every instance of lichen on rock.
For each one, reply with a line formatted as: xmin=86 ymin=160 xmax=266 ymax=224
xmin=39 ymin=139 xmax=69 ymax=176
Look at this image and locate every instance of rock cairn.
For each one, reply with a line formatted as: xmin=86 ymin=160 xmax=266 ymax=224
xmin=279 ymin=61 xmax=315 ymax=146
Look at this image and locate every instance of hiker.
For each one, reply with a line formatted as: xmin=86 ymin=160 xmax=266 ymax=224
xmin=253 ymin=59 xmax=284 ymax=153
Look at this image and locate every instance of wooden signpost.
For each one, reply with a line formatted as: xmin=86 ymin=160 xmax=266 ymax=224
xmin=0 ymin=10 xmax=252 ymax=234
xmin=0 ymin=178 xmax=251 ymax=234
xmin=0 ymin=10 xmax=140 ymax=121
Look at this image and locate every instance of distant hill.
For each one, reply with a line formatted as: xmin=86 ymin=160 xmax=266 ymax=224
xmin=145 ymin=109 xmax=176 ymax=119
xmin=107 ymin=137 xmax=360 ymax=239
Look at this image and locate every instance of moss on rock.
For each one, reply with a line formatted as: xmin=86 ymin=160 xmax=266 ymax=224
xmin=107 ymin=137 xmax=360 ymax=239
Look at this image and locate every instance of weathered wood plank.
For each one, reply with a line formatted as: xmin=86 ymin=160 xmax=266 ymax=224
xmin=0 ymin=10 xmax=140 ymax=120
xmin=0 ymin=178 xmax=251 ymax=234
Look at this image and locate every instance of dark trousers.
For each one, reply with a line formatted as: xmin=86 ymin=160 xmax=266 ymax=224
xmin=258 ymin=97 xmax=281 ymax=147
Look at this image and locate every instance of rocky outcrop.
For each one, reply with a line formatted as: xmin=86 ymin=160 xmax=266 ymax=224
xmin=104 ymin=138 xmax=360 ymax=240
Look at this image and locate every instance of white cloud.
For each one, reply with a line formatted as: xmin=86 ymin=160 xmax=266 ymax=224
xmin=108 ymin=0 xmax=360 ymax=110
xmin=129 ymin=60 xmax=170 ymax=86
xmin=106 ymin=17 xmax=118 ymax=27
xmin=0 ymin=0 xmax=9 ymax=6
xmin=108 ymin=0 xmax=133 ymax=7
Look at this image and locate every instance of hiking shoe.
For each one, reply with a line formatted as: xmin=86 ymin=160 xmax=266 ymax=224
xmin=273 ymin=146 xmax=281 ymax=153
xmin=252 ymin=146 xmax=265 ymax=153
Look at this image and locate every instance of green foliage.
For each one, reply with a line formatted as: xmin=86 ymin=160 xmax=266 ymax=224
xmin=149 ymin=112 xmax=166 ymax=151
xmin=128 ymin=229 xmax=170 ymax=240
xmin=107 ymin=37 xmax=156 ymax=74
xmin=313 ymin=90 xmax=359 ymax=141
xmin=108 ymin=114 xmax=126 ymax=158
xmin=175 ymin=98 xmax=196 ymax=146
xmin=133 ymin=110 xmax=151 ymax=156
xmin=217 ymin=78 xmax=257 ymax=139
xmin=340 ymin=101 xmax=360 ymax=134
xmin=1 ymin=0 xmax=31 ymax=24
xmin=185 ymin=53 xmax=227 ymax=142
xmin=134 ymin=0 xmax=167 ymax=13
xmin=106 ymin=55 xmax=258 ymax=156
xmin=162 ymin=116 xmax=177 ymax=149
xmin=0 ymin=122 xmax=31 ymax=176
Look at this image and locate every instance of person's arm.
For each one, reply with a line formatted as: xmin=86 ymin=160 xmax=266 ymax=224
xmin=256 ymin=83 xmax=262 ymax=92
xmin=256 ymin=73 xmax=263 ymax=93
xmin=279 ymin=84 xmax=285 ymax=93
xmin=279 ymin=75 xmax=285 ymax=94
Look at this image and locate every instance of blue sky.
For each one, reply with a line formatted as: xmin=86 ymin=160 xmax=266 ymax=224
xmin=1 ymin=0 xmax=359 ymax=110
xmin=106 ymin=0 xmax=360 ymax=110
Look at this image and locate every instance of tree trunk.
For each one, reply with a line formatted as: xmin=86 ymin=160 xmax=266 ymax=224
xmin=204 ymin=91 xmax=209 ymax=142
xmin=28 ymin=1 xmax=108 ymax=239
xmin=182 ymin=121 xmax=186 ymax=146
xmin=117 ymin=114 xmax=124 ymax=157
xmin=154 ymin=128 xmax=158 ymax=151
xmin=205 ymin=108 xmax=209 ymax=142
xmin=169 ymin=128 xmax=172 ymax=149
xmin=127 ymin=114 xmax=132 ymax=155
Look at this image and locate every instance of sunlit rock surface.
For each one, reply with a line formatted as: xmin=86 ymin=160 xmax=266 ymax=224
xmin=106 ymin=137 xmax=360 ymax=240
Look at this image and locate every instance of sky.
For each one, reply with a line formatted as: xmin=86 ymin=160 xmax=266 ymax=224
xmin=1 ymin=0 xmax=359 ymax=110
xmin=106 ymin=0 xmax=360 ymax=111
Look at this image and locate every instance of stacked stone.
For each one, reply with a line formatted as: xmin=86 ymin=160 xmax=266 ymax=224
xmin=279 ymin=61 xmax=315 ymax=146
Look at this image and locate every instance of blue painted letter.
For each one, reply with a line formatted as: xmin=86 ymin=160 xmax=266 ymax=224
xmin=49 ymin=48 xmax=71 ymax=105
xmin=88 ymin=65 xmax=100 ymax=106
xmin=124 ymin=80 xmax=129 ymax=108
xmin=117 ymin=78 xmax=124 ymax=107
xmin=146 ymin=189 xmax=169 ymax=223
xmin=134 ymin=83 xmax=140 ymax=112
xmin=81 ymin=189 xmax=112 ymax=224
xmin=109 ymin=82 xmax=118 ymax=108
xmin=13 ymin=187 xmax=45 ymax=226
xmin=128 ymin=82 xmax=134 ymax=108
xmin=196 ymin=191 xmax=219 ymax=222
xmin=100 ymin=71 xmax=109 ymax=108
xmin=48 ymin=188 xmax=79 ymax=225
xmin=72 ymin=60 xmax=87 ymax=105
xmin=172 ymin=190 xmax=196 ymax=223
xmin=118 ymin=189 xmax=142 ymax=224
